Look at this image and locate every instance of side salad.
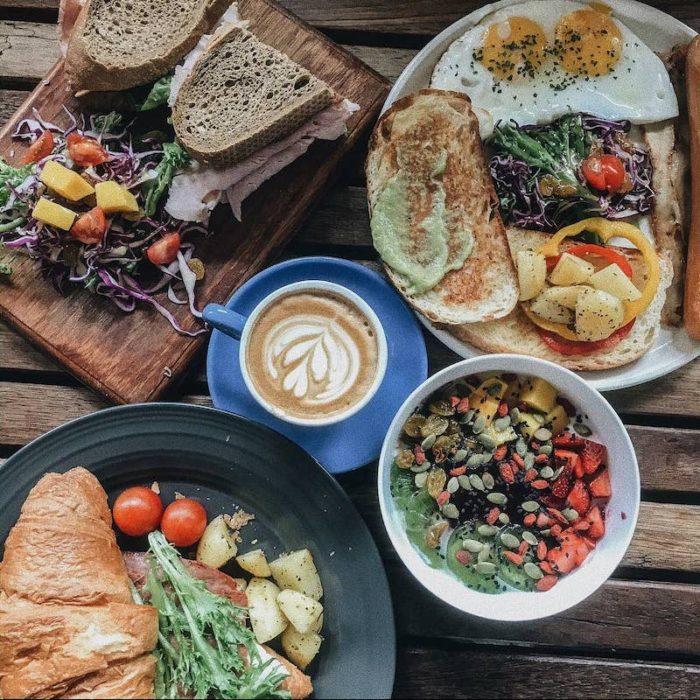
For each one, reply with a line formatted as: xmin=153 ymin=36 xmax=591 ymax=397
xmin=392 ymin=373 xmax=611 ymax=594
xmin=488 ymin=113 xmax=654 ymax=232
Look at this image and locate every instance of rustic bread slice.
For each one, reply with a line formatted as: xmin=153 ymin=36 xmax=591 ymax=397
xmin=65 ymin=0 xmax=232 ymax=92
xmin=172 ymin=25 xmax=333 ymax=167
xmin=366 ymin=89 xmax=518 ymax=325
xmin=447 ymin=228 xmax=673 ymax=371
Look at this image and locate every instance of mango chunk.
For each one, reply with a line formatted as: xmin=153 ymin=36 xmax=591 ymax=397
xmin=95 ymin=181 xmax=139 ymax=214
xmin=32 ymin=197 xmax=76 ymax=231
xmin=40 ymin=161 xmax=94 ymax=202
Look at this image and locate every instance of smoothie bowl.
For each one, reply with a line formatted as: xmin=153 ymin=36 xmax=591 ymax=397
xmin=378 ymin=355 xmax=639 ymax=621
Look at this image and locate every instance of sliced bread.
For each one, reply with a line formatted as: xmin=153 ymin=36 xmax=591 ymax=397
xmin=172 ymin=25 xmax=333 ymax=167
xmin=366 ymin=89 xmax=518 ymax=325
xmin=65 ymin=0 xmax=232 ymax=92
xmin=448 ymin=228 xmax=673 ymax=371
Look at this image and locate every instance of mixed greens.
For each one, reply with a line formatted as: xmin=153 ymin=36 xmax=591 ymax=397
xmin=488 ymin=113 xmax=654 ymax=232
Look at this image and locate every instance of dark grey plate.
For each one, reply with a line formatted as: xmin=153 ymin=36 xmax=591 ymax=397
xmin=0 ymin=403 xmax=396 ymax=699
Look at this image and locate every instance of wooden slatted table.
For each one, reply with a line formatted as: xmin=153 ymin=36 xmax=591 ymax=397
xmin=1 ymin=1 xmax=699 ymax=697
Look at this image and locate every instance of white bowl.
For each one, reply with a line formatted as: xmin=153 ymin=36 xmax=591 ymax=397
xmin=378 ymin=355 xmax=640 ymax=621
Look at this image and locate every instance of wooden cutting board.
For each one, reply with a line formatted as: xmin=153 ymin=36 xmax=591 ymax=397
xmin=0 ymin=0 xmax=389 ymax=404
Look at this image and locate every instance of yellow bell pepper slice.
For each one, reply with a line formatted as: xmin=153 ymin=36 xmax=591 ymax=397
xmin=524 ymin=217 xmax=661 ymax=340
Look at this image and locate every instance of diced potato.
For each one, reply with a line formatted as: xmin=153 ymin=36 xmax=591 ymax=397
xmin=232 ymin=577 xmax=248 ymax=592
xmin=95 ymin=181 xmax=139 ymax=214
xmin=536 ymin=285 xmax=589 ymax=310
xmin=40 ymin=161 xmax=94 ymax=201
xmin=247 ymin=578 xmax=288 ymax=644
xmin=550 ymin=253 xmax=595 ymax=286
xmin=277 ymin=589 xmax=324 ymax=634
xmin=281 ymin=626 xmax=323 ymax=671
xmin=196 ymin=515 xmax=238 ymax=569
xmin=312 ymin=612 xmax=324 ymax=634
xmin=589 ymin=263 xmax=642 ymax=302
xmin=32 ymin=197 xmax=76 ymax=231
xmin=545 ymin=404 xmax=569 ymax=437
xmin=269 ymin=549 xmax=323 ymax=601
xmin=518 ymin=412 xmax=541 ymax=440
xmin=517 ymin=251 xmax=547 ymax=301
xmin=575 ymin=288 xmax=624 ymax=342
xmin=236 ymin=549 xmax=272 ymax=578
xmin=470 ymin=377 xmax=509 ymax=425
xmin=519 ymin=378 xmax=557 ymax=414
xmin=530 ymin=295 xmax=574 ymax=325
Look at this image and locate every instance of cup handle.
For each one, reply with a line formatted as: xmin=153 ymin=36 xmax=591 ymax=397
xmin=203 ymin=303 xmax=248 ymax=341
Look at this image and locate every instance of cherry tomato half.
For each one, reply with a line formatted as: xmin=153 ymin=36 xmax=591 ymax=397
xmin=146 ymin=232 xmax=181 ymax=266
xmin=537 ymin=320 xmax=635 ymax=356
xmin=113 ymin=486 xmax=164 ymax=537
xmin=67 ymin=132 xmax=109 ymax=167
xmin=161 ymin=498 xmax=207 ymax=547
xmin=581 ymin=154 xmax=626 ymax=193
xmin=20 ymin=130 xmax=54 ymax=165
xmin=71 ymin=207 xmax=107 ymax=245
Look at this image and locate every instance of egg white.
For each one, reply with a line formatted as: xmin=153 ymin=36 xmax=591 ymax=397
xmin=431 ymin=0 xmax=679 ymax=139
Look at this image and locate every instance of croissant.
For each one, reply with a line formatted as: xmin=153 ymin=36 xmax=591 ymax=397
xmin=0 ymin=467 xmax=158 ymax=698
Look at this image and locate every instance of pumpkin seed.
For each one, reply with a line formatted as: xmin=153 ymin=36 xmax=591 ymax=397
xmin=478 ymin=545 xmax=492 ymax=562
xmin=534 ymin=428 xmax=552 ymax=442
xmin=510 ymin=407 xmax=521 ymax=424
xmin=533 ymin=413 xmax=546 ymax=425
xmin=574 ymin=422 xmax=592 ymax=437
xmin=462 ymin=539 xmax=484 ymax=553
xmin=540 ymin=528 xmax=551 ymax=536
xmin=421 ymin=415 xmax=449 ymax=438
xmin=474 ymin=562 xmax=497 ymax=575
xmin=486 ymin=492 xmax=507 ymax=505
xmin=441 ymin=503 xmax=460 ymax=519
xmin=447 ymin=477 xmax=460 ymax=494
xmin=472 ymin=415 xmax=487 ymax=434
xmin=453 ymin=449 xmax=468 ymax=462
xmin=522 ymin=500 xmax=540 ymax=513
xmin=477 ymin=524 xmax=498 ymax=537
xmin=524 ymin=453 xmax=535 ymax=470
xmin=524 ymin=562 xmax=544 ymax=580
xmin=429 ymin=400 xmax=455 ymax=417
xmin=395 ymin=449 xmax=415 ymax=469
xmin=459 ymin=409 xmax=476 ymax=424
xmin=522 ymin=531 xmax=538 ymax=546
xmin=500 ymin=533 xmax=520 ymax=549
xmin=477 ymin=433 xmax=498 ymax=450
xmin=516 ymin=438 xmax=527 ymax=456
xmin=538 ymin=443 xmax=553 ymax=456
xmin=414 ymin=472 xmax=428 ymax=489
xmin=403 ymin=414 xmax=426 ymax=437
xmin=552 ymin=465 xmax=564 ymax=480
xmin=458 ymin=475 xmax=472 ymax=490
xmin=467 ymin=453 xmax=486 ymax=469
xmin=540 ymin=466 xmax=555 ymax=479
xmin=498 ymin=513 xmax=510 ymax=525
xmin=469 ymin=474 xmax=485 ymax=491
xmin=482 ymin=472 xmax=495 ymax=490
xmin=421 ymin=434 xmax=437 ymax=450
xmin=494 ymin=416 xmax=511 ymax=432
xmin=562 ymin=508 xmax=579 ymax=522
xmin=410 ymin=462 xmax=431 ymax=474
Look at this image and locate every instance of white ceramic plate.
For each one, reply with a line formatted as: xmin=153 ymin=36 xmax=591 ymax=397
xmin=383 ymin=0 xmax=699 ymax=392
xmin=378 ymin=355 xmax=640 ymax=621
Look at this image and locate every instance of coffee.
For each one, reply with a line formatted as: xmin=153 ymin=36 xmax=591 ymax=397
xmin=245 ymin=290 xmax=380 ymax=421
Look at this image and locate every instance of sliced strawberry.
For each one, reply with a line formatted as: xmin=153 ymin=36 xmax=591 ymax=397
xmin=552 ymin=432 xmax=586 ymax=449
xmin=588 ymin=468 xmax=612 ymax=498
xmin=582 ymin=536 xmax=597 ymax=551
xmin=551 ymin=473 xmax=571 ymax=499
xmin=548 ymin=545 xmax=577 ymax=574
xmin=580 ymin=439 xmax=607 ymax=475
xmin=540 ymin=495 xmax=565 ymax=509
xmin=567 ymin=479 xmax=591 ymax=516
xmin=586 ymin=505 xmax=605 ymax=539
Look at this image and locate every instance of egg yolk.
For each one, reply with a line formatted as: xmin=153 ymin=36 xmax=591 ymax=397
xmin=555 ymin=9 xmax=623 ymax=77
xmin=480 ymin=17 xmax=547 ymax=81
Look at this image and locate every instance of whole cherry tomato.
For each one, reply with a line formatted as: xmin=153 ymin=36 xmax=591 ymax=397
xmin=581 ymin=154 xmax=626 ymax=193
xmin=112 ymin=486 xmax=164 ymax=537
xmin=146 ymin=232 xmax=181 ymax=266
xmin=21 ymin=130 xmax=54 ymax=164
xmin=160 ymin=498 xmax=207 ymax=547
xmin=71 ymin=207 xmax=107 ymax=245
xmin=67 ymin=132 xmax=109 ymax=167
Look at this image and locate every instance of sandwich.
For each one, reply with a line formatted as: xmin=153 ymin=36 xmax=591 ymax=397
xmin=366 ymin=89 xmax=518 ymax=325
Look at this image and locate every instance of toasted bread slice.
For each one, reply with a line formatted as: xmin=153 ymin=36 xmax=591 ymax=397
xmin=447 ymin=228 xmax=673 ymax=371
xmin=65 ymin=0 xmax=232 ymax=92
xmin=172 ymin=25 xmax=333 ymax=167
xmin=366 ymin=89 xmax=518 ymax=325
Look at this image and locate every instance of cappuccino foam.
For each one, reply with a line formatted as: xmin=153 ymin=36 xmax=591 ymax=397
xmin=245 ymin=290 xmax=380 ymax=420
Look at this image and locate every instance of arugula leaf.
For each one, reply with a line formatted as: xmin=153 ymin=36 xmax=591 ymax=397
xmin=142 ymin=142 xmax=190 ymax=217
xmin=93 ymin=112 xmax=124 ymax=134
xmin=140 ymin=75 xmax=173 ymax=112
xmin=0 ymin=159 xmax=33 ymax=208
xmin=145 ymin=531 xmax=290 ymax=700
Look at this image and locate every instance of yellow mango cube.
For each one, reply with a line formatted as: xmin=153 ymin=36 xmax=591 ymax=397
xmin=95 ymin=181 xmax=139 ymax=214
xmin=32 ymin=198 xmax=76 ymax=231
xmin=39 ymin=161 xmax=94 ymax=202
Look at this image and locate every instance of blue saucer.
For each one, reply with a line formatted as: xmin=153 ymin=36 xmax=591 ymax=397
xmin=207 ymin=257 xmax=428 ymax=474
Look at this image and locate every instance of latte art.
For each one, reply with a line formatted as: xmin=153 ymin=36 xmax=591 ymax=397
xmin=245 ymin=291 xmax=380 ymax=421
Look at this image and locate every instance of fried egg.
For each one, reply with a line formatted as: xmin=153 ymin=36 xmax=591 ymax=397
xmin=431 ymin=0 xmax=679 ymax=138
